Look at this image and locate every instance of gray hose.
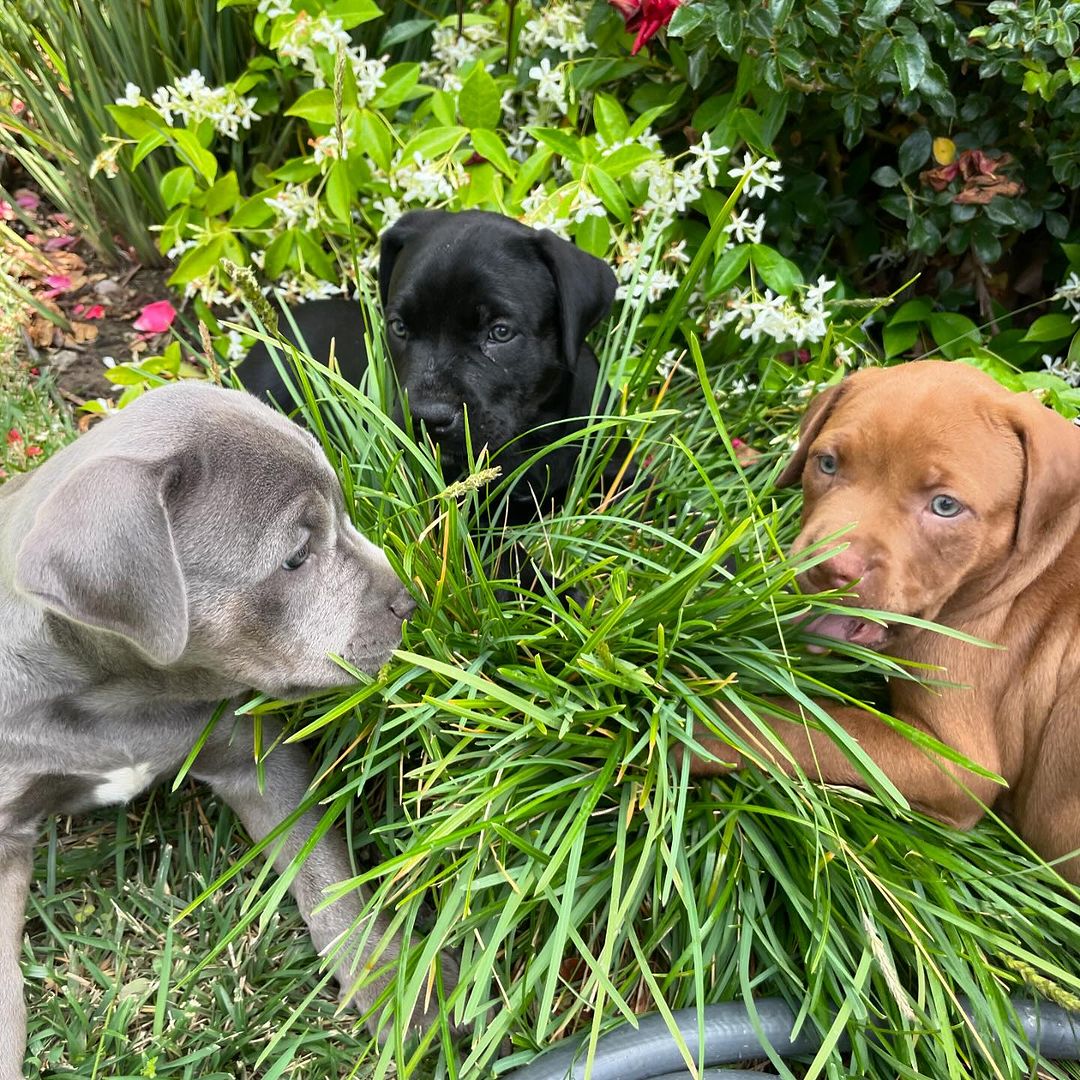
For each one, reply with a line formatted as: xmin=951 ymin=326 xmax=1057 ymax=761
xmin=506 ymin=996 xmax=1080 ymax=1080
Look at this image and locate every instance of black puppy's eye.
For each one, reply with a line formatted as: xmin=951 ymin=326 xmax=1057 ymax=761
xmin=388 ymin=317 xmax=407 ymax=338
xmin=930 ymin=494 xmax=964 ymax=518
xmin=818 ymin=453 xmax=838 ymax=475
xmin=488 ymin=322 xmax=515 ymax=343
xmin=282 ymin=540 xmax=310 ymax=571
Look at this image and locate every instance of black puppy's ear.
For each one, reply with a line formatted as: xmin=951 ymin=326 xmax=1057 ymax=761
xmin=534 ymin=230 xmax=617 ymax=369
xmin=14 ymin=456 xmax=189 ymax=666
xmin=378 ymin=210 xmax=449 ymax=309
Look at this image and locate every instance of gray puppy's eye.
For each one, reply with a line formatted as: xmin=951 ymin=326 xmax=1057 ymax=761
xmin=282 ymin=540 xmax=310 ymax=571
xmin=818 ymin=453 xmax=838 ymax=475
xmin=489 ymin=322 xmax=515 ymax=343
xmin=930 ymin=494 xmax=964 ymax=518
xmin=388 ymin=316 xmax=407 ymax=338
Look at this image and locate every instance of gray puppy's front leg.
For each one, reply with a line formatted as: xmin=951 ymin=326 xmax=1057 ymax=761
xmin=190 ymin=717 xmax=454 ymax=1038
xmin=0 ymin=845 xmax=32 ymax=1080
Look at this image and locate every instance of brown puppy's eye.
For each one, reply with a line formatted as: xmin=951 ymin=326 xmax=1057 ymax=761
xmin=930 ymin=494 xmax=964 ymax=518
xmin=817 ymin=453 xmax=838 ymax=475
xmin=388 ymin=317 xmax=407 ymax=338
xmin=282 ymin=540 xmax=310 ymax=571
xmin=489 ymin=322 xmax=515 ymax=343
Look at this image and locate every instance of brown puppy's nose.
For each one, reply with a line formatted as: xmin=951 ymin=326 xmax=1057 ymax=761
xmin=805 ymin=549 xmax=867 ymax=593
xmin=390 ymin=589 xmax=417 ymax=622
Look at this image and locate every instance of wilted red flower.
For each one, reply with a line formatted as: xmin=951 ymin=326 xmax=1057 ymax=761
xmin=25 ymin=446 xmax=42 ymax=457
xmin=609 ymin=0 xmax=680 ymax=55
xmin=7 ymin=429 xmax=22 ymax=446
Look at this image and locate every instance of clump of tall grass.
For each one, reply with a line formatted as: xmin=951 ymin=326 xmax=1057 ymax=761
xmin=204 ymin=283 xmax=1080 ymax=1080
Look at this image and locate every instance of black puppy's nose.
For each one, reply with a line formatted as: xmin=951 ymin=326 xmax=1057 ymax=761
xmin=411 ymin=402 xmax=458 ymax=434
xmin=390 ymin=589 xmax=417 ymax=622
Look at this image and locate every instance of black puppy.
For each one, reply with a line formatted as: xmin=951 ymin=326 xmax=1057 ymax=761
xmin=240 ymin=210 xmax=622 ymax=521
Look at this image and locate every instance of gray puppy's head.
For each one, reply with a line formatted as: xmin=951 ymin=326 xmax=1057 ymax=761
xmin=13 ymin=383 xmax=413 ymax=698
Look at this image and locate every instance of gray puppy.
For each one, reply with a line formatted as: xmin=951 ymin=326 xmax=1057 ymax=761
xmin=0 ymin=382 xmax=453 ymax=1076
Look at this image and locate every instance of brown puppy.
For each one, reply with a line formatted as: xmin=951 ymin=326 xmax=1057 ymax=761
xmin=689 ymin=360 xmax=1080 ymax=880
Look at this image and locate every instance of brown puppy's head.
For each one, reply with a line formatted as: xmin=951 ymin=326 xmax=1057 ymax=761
xmin=777 ymin=360 xmax=1080 ymax=650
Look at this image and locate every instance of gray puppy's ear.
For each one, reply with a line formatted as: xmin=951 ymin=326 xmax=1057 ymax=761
xmin=378 ymin=210 xmax=447 ymax=309
xmin=14 ymin=456 xmax=188 ymax=665
xmin=534 ymin=230 xmax=617 ymax=370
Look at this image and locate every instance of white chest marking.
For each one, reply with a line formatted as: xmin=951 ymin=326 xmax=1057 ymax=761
xmin=95 ymin=763 xmax=154 ymax=805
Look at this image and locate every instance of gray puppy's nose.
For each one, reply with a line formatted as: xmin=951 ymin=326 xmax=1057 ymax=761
xmin=412 ymin=402 xmax=458 ymax=435
xmin=390 ymin=589 xmax=417 ymax=622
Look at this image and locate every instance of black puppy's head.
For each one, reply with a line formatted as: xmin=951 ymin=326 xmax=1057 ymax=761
xmin=379 ymin=210 xmax=616 ymax=469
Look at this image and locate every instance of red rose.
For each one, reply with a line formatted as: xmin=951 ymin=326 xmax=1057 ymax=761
xmin=7 ymin=429 xmax=22 ymax=446
xmin=609 ymin=0 xmax=680 ymax=55
xmin=25 ymin=446 xmax=42 ymax=457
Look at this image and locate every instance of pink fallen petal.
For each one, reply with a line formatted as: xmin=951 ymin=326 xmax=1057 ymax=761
xmin=133 ymin=299 xmax=177 ymax=334
xmin=15 ymin=190 xmax=40 ymax=211
xmin=44 ymin=274 xmax=71 ymax=291
xmin=85 ymin=304 xmax=106 ymax=319
xmin=44 ymin=235 xmax=77 ymax=251
xmin=0 ymin=202 xmax=14 ymax=222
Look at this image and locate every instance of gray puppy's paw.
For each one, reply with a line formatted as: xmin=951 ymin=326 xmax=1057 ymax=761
xmin=342 ymin=948 xmax=465 ymax=1044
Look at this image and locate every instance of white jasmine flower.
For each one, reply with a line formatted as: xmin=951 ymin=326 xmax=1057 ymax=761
xmin=115 ymin=83 xmax=142 ymax=107
xmin=257 ymin=0 xmax=292 ymax=16
xmin=529 ymin=58 xmax=569 ymax=113
xmin=1054 ymin=271 xmax=1080 ymax=321
xmin=686 ymin=132 xmax=730 ymax=186
xmin=724 ymin=208 xmax=765 ymax=245
xmin=571 ymin=188 xmax=606 ymax=223
xmin=728 ymin=152 xmax=785 ymax=199
xmin=265 ymin=183 xmax=322 ymax=230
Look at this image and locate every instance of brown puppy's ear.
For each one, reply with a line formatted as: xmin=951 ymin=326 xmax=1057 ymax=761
xmin=1008 ymin=392 xmax=1080 ymax=554
xmin=14 ymin=457 xmax=188 ymax=666
xmin=534 ymin=230 xmax=617 ymax=370
xmin=775 ymin=382 xmax=847 ymax=488
xmin=377 ymin=210 xmax=447 ymax=309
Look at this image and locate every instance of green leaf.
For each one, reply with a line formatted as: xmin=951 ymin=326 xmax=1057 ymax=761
xmin=890 ymin=297 xmax=933 ymax=325
xmin=882 ymin=321 xmax=919 ymax=358
xmin=357 ymin=109 xmax=392 ymax=172
xmin=928 ymin=312 xmax=981 ymax=358
xmin=401 ymin=125 xmax=468 ymax=161
xmin=749 ymin=244 xmax=803 ymax=293
xmin=286 ymin=89 xmax=335 ymax=126
xmin=131 ymin=130 xmax=167 ymax=168
xmin=230 ymin=187 xmax=280 ymax=230
xmin=297 ymin=231 xmax=336 ymax=281
xmin=171 ymin=128 xmax=217 ymax=183
xmin=168 ymin=233 xmax=227 ymax=286
xmin=587 ymin=165 xmax=631 ymax=224
xmin=471 ymin=129 xmax=515 ymax=178
xmin=600 ymin=143 xmax=655 ymax=178
xmin=160 ymin=166 xmax=196 ymax=210
xmin=379 ymin=18 xmax=434 ymax=49
xmin=898 ymin=127 xmax=932 ymax=176
xmin=371 ymin=63 xmax=424 ymax=110
xmin=107 ymin=104 xmax=164 ymax=140
xmin=592 ymin=93 xmax=629 ymax=145
xmin=202 ymin=171 xmax=239 ymax=217
xmin=458 ymin=64 xmax=501 ymax=130
xmin=529 ymin=127 xmax=586 ymax=164
xmin=327 ymin=0 xmax=381 ymax=29
xmin=872 ymin=165 xmax=901 ymax=188
xmin=892 ymin=36 xmax=926 ymax=96
xmin=1022 ymin=313 xmax=1076 ymax=344
xmin=575 ymin=215 xmax=609 ymax=257
xmin=708 ymin=245 xmax=751 ymax=294
xmin=326 ymin=160 xmax=354 ymax=222
xmin=264 ymin=229 xmax=298 ymax=279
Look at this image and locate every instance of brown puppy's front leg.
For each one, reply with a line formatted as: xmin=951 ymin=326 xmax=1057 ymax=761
xmin=0 ymin=845 xmax=32 ymax=1080
xmin=191 ymin=717 xmax=457 ymax=1040
xmin=688 ymin=697 xmax=1003 ymax=831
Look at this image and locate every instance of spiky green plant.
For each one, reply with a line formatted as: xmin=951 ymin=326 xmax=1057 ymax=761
xmin=18 ymin=268 xmax=1080 ymax=1077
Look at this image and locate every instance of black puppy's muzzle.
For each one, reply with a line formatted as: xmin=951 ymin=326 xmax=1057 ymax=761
xmin=411 ymin=401 xmax=461 ymax=437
